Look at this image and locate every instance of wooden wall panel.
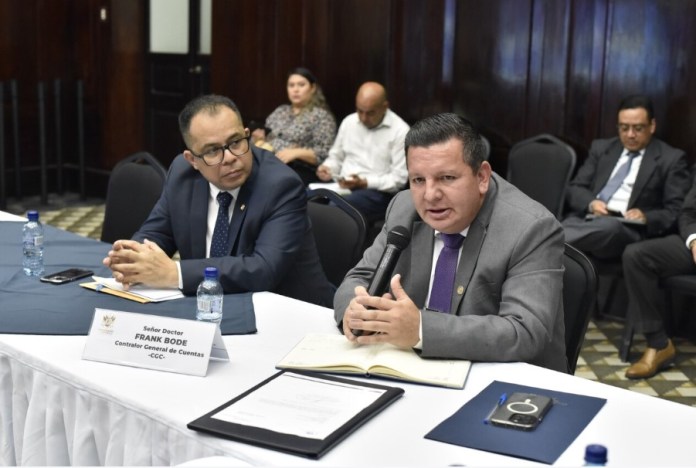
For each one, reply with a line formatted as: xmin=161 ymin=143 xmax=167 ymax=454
xmin=318 ymin=0 xmax=392 ymax=120
xmin=389 ymin=0 xmax=448 ymax=121
xmin=5 ymin=0 xmax=696 ymax=200
xmin=452 ymin=0 xmax=533 ymax=172
xmin=212 ymin=0 xmax=395 ymax=124
xmin=525 ymin=0 xmax=572 ymax=136
xmin=599 ymin=0 xmax=696 ymax=159
xmin=211 ymin=0 xmax=306 ymax=123
xmin=565 ymin=0 xmax=609 ymax=153
xmin=99 ymin=0 xmax=145 ymax=170
xmin=1 ymin=0 xmax=144 ymax=198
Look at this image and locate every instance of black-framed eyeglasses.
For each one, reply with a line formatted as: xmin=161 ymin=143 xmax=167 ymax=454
xmin=189 ymin=136 xmax=250 ymax=166
xmin=617 ymin=124 xmax=648 ymax=134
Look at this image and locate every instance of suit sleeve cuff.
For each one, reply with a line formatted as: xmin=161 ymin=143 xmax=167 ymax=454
xmin=686 ymin=234 xmax=696 ymax=250
xmin=176 ymin=261 xmax=184 ymax=290
xmin=413 ymin=309 xmax=424 ymax=350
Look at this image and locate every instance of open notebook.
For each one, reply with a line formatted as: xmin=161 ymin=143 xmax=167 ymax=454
xmin=277 ymin=333 xmax=470 ymax=389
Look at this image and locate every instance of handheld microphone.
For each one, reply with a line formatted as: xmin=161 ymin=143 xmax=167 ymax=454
xmin=352 ymin=225 xmax=411 ymax=336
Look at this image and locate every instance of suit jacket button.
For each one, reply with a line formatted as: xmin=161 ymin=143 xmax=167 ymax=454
xmin=457 ymin=285 xmax=464 ymax=295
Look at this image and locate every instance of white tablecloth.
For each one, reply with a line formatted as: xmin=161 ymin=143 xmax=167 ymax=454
xmin=2 ymin=292 xmax=696 ymax=466
xmin=0 ymin=211 xmax=25 ymax=222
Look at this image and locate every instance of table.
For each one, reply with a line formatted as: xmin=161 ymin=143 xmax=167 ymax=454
xmin=0 ymin=220 xmax=256 ymax=335
xmin=2 ymin=291 xmax=696 ymax=466
xmin=2 ymin=209 xmax=696 ymax=466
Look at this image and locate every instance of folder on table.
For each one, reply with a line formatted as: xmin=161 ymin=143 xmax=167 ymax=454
xmin=80 ymin=276 xmax=184 ymax=303
xmin=425 ymin=380 xmax=606 ymax=464
xmin=188 ymin=370 xmax=404 ymax=459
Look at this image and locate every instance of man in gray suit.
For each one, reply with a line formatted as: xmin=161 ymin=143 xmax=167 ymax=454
xmin=334 ymin=113 xmax=567 ymax=372
xmin=563 ymin=95 xmax=690 ymax=259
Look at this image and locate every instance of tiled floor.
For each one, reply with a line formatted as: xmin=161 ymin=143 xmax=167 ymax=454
xmin=6 ymin=193 xmax=696 ymax=408
xmin=577 ymin=320 xmax=696 ymax=407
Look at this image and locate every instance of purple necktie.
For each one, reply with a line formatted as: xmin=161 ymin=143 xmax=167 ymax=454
xmin=210 ymin=192 xmax=233 ymax=257
xmin=597 ymin=151 xmax=640 ymax=202
xmin=428 ymin=233 xmax=465 ymax=313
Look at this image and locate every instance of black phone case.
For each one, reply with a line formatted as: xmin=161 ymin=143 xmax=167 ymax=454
xmin=489 ymin=392 xmax=553 ymax=431
xmin=40 ymin=268 xmax=94 ymax=284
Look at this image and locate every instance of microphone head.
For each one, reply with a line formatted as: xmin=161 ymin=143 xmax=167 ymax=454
xmin=386 ymin=225 xmax=411 ymax=251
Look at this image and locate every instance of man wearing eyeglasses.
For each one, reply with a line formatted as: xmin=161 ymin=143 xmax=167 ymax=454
xmin=562 ymin=94 xmax=690 ymax=259
xmin=103 ymin=94 xmax=335 ymax=306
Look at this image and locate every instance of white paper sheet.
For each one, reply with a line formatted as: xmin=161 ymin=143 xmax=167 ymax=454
xmin=308 ymin=182 xmax=351 ymax=196
xmin=92 ymin=276 xmax=184 ymax=302
xmin=212 ymin=373 xmax=386 ymax=439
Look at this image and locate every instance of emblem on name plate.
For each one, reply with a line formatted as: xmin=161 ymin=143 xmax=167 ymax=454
xmin=99 ymin=313 xmax=116 ymax=334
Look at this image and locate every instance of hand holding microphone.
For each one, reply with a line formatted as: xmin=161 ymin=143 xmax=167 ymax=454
xmin=351 ymin=225 xmax=411 ymax=336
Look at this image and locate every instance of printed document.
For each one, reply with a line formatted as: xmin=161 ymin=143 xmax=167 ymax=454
xmin=212 ymin=372 xmax=386 ymax=439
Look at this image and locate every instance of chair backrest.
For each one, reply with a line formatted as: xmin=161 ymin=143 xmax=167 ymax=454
xmin=307 ymin=188 xmax=367 ymax=287
xmin=562 ymin=243 xmax=598 ymax=374
xmin=101 ymin=151 xmax=167 ymax=244
xmin=507 ymin=133 xmax=576 ymax=219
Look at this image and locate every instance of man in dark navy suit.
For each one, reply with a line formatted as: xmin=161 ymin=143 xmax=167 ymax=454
xmin=103 ymin=94 xmax=334 ymax=306
xmin=562 ymin=95 xmax=690 ymax=259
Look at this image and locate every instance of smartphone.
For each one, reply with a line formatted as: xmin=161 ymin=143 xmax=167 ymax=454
xmin=40 ymin=268 xmax=94 ymax=285
xmin=489 ymin=392 xmax=553 ymax=431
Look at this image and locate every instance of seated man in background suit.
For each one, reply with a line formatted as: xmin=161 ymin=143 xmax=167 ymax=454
xmin=316 ymin=82 xmax=409 ymax=223
xmin=334 ymin=113 xmax=567 ymax=372
xmin=103 ymin=94 xmax=334 ymax=307
xmin=622 ymin=177 xmax=696 ymax=379
xmin=563 ymin=95 xmax=690 ymax=259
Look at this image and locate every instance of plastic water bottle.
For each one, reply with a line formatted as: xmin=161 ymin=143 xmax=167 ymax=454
xmin=22 ymin=210 xmax=45 ymax=276
xmin=196 ymin=267 xmax=223 ymax=324
xmin=584 ymin=444 xmax=607 ymax=466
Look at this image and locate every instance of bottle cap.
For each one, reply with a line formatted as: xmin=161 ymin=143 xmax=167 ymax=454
xmin=27 ymin=210 xmax=39 ymax=221
xmin=584 ymin=444 xmax=607 ymax=464
xmin=204 ymin=266 xmax=218 ymax=279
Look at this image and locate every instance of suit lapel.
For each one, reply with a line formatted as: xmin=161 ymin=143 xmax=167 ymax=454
xmin=409 ymin=221 xmax=434 ymax=308
xmin=595 ymin=141 xmax=624 ymax=192
xmin=629 ymin=141 xmax=659 ymax=207
xmin=190 ymin=177 xmax=209 ymax=258
xmin=450 ymin=175 xmax=497 ymax=313
xmin=227 ymin=186 xmax=250 ymax=253
xmin=226 ymin=151 xmax=258 ymax=254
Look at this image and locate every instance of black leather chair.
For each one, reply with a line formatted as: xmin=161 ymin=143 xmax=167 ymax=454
xmin=507 ymin=134 xmax=577 ymax=219
xmin=101 ymin=151 xmax=167 ymax=244
xmin=563 ymin=243 xmax=598 ymax=374
xmin=307 ymin=188 xmax=367 ymax=287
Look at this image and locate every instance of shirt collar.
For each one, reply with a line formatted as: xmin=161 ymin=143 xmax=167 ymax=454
xmin=364 ymin=109 xmax=393 ymax=131
xmin=434 ymin=227 xmax=470 ymax=239
xmin=624 ymin=148 xmax=644 ymax=157
xmin=209 ymin=184 xmax=241 ymax=202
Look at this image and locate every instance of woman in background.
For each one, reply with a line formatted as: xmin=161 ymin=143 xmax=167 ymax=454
xmin=253 ymin=67 xmax=336 ymax=185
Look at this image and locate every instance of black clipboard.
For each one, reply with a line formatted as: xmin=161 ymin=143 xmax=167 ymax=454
xmin=187 ymin=370 xmax=404 ymax=459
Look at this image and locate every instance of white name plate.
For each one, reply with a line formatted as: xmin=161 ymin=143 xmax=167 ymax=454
xmin=82 ymin=308 xmax=229 ymax=376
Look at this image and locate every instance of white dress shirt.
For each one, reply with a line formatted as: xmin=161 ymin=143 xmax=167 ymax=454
xmin=604 ymin=149 xmax=644 ymax=214
xmin=323 ymin=109 xmax=410 ymax=193
xmin=176 ymin=184 xmax=240 ymax=289
xmin=416 ymin=227 xmax=470 ymax=348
